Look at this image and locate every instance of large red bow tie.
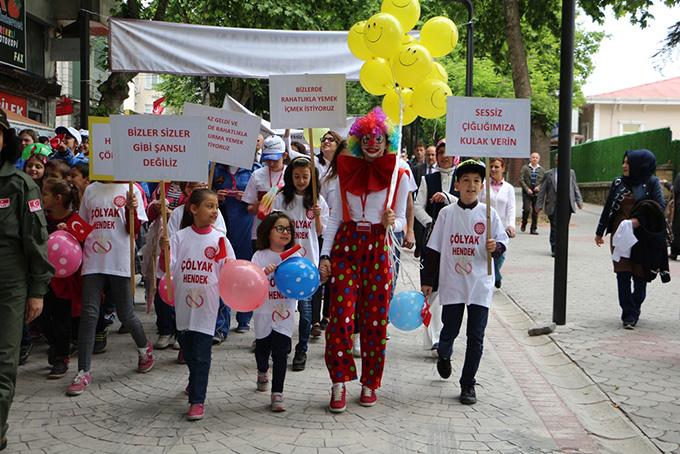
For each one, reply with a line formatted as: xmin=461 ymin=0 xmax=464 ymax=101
xmin=337 ymin=153 xmax=397 ymax=196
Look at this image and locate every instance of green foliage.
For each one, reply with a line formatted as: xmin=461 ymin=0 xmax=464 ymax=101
xmin=579 ymin=0 xmax=679 ymax=27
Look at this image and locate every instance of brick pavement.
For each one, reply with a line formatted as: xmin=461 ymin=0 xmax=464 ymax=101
xmin=5 ymin=199 xmax=664 ymax=453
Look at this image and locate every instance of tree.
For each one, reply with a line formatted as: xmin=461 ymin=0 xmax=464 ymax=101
xmin=93 ymin=0 xmax=170 ymax=115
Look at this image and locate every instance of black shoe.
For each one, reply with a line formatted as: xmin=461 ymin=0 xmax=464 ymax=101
xmin=436 ymin=357 xmax=451 ymax=379
xmin=19 ymin=343 xmax=32 ymax=365
xmin=494 ymin=280 xmax=501 ymax=289
xmin=0 ymin=436 xmax=7 ymax=451
xmin=93 ymin=330 xmax=107 ymax=354
xmin=47 ymin=358 xmax=69 ymax=379
xmin=623 ymin=323 xmax=635 ymax=330
xmin=292 ymin=351 xmax=307 ymax=371
xmin=530 ymin=230 xmax=538 ymax=235
xmin=520 ymin=225 xmax=526 ymax=233
xmin=319 ymin=318 xmax=329 ymax=330
xmin=460 ymin=384 xmax=477 ymax=405
xmin=117 ymin=324 xmax=130 ymax=335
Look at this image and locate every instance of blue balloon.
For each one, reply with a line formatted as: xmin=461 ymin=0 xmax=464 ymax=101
xmin=388 ymin=291 xmax=425 ymax=331
xmin=274 ymin=257 xmax=320 ymax=300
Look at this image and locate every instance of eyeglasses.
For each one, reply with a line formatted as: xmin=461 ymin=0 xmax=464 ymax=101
xmin=272 ymin=225 xmax=292 ymax=234
xmin=321 ymin=137 xmax=336 ymax=143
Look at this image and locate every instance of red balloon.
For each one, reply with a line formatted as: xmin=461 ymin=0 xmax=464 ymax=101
xmin=159 ymin=274 xmax=174 ymax=307
xmin=219 ymin=259 xmax=268 ymax=312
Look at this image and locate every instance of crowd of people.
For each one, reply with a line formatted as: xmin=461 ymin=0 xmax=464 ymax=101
xmin=0 ymin=105 xmax=676 ymax=449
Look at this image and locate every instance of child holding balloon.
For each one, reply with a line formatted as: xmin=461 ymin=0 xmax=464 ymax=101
xmin=272 ymin=156 xmax=328 ymax=372
xmin=42 ymin=178 xmax=81 ymax=379
xmin=251 ymin=212 xmax=299 ymax=412
xmin=161 ymin=188 xmax=234 ymax=421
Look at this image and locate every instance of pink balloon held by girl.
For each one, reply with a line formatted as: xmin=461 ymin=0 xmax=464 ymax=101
xmin=160 ymin=188 xmax=235 ymax=421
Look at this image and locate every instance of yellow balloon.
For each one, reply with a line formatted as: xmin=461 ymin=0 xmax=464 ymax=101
xmin=382 ymin=88 xmax=417 ymax=125
xmin=400 ymin=33 xmax=416 ymax=46
xmin=303 ymin=128 xmax=328 ymax=150
xmin=420 ymin=16 xmax=459 ymax=58
xmin=429 ymin=62 xmax=448 ymax=83
xmin=381 ymin=0 xmax=421 ymax=32
xmin=391 ymin=43 xmax=433 ymax=89
xmin=412 ymin=79 xmax=452 ymax=119
xmin=363 ymin=12 xmax=403 ymax=59
xmin=359 ymin=58 xmax=395 ymax=96
xmin=347 ymin=21 xmax=373 ymax=61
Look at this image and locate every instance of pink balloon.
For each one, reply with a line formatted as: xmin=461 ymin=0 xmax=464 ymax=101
xmin=159 ymin=274 xmax=174 ymax=307
xmin=219 ymin=259 xmax=268 ymax=312
xmin=47 ymin=231 xmax=82 ymax=278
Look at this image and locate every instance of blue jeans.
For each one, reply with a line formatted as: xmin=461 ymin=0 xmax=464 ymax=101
xmin=236 ymin=311 xmax=253 ymax=329
xmin=493 ymin=253 xmax=506 ymax=284
xmin=215 ymin=299 xmax=230 ymax=337
xmin=295 ymin=299 xmax=312 ymax=354
xmin=178 ymin=330 xmax=213 ymax=404
xmin=153 ymin=279 xmax=176 ymax=336
xmin=437 ymin=304 xmax=489 ymax=387
xmin=616 ymin=271 xmax=647 ymax=324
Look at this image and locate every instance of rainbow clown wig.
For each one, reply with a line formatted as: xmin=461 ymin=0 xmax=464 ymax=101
xmin=347 ymin=107 xmax=400 ymax=158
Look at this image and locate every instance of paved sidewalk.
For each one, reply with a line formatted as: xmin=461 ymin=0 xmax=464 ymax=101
xmin=501 ymin=200 xmax=680 ymax=454
xmin=6 ymin=201 xmax=669 ymax=453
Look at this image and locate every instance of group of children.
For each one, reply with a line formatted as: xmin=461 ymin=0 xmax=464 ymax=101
xmin=16 ymin=108 xmax=510 ymax=420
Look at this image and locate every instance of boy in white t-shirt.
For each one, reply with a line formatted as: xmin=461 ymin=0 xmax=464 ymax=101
xmin=421 ymin=160 xmax=509 ymax=405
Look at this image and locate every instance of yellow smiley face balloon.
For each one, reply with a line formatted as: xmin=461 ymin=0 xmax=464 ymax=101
xmin=363 ymin=12 xmax=403 ymax=59
xmin=391 ymin=43 xmax=433 ymax=88
xmin=429 ymin=62 xmax=448 ymax=83
xmin=420 ymin=16 xmax=459 ymax=58
xmin=381 ymin=0 xmax=421 ymax=33
xmin=412 ymin=78 xmax=452 ymax=119
xmin=347 ymin=21 xmax=373 ymax=61
xmin=359 ymin=58 xmax=395 ymax=96
xmin=382 ymin=88 xmax=417 ymax=125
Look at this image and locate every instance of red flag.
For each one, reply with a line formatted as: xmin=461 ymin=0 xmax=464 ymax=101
xmin=152 ymin=97 xmax=165 ymax=115
xmin=421 ymin=297 xmax=432 ymax=328
xmin=66 ymin=212 xmax=93 ymax=242
xmin=280 ymin=243 xmax=302 ymax=261
xmin=213 ymin=237 xmax=228 ymax=262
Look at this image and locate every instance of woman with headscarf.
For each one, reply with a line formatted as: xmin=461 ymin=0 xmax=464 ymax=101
xmin=0 ymin=109 xmax=53 ymax=450
xmin=318 ymin=108 xmax=410 ymax=412
xmin=595 ymin=149 xmax=665 ymax=329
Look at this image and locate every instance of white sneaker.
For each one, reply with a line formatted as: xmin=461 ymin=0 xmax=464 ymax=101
xmin=352 ymin=334 xmax=361 ymax=357
xmin=155 ymin=335 xmax=173 ymax=350
xmin=271 ymin=392 xmax=285 ymax=412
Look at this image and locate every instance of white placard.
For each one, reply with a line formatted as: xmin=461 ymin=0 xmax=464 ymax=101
xmin=446 ymin=97 xmax=531 ymax=158
xmin=269 ymin=74 xmax=346 ymax=129
xmin=183 ymin=102 xmax=260 ymax=168
xmin=111 ymin=115 xmax=208 ymax=182
xmin=90 ymin=121 xmax=113 ymax=181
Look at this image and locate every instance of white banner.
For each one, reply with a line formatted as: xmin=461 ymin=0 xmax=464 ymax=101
xmin=446 ymin=97 xmax=531 ymax=158
xmin=109 ymin=19 xmax=362 ymax=80
xmin=88 ymin=117 xmax=113 ymax=181
xmin=183 ymin=103 xmax=260 ymax=168
xmin=111 ymin=115 xmax=208 ymax=182
xmin=269 ymin=74 xmax=347 ymax=129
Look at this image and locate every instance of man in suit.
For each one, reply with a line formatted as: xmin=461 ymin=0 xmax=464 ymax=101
xmin=413 ymin=145 xmax=438 ymax=257
xmin=536 ymin=157 xmax=583 ymax=256
xmin=520 ymin=152 xmax=545 ymax=234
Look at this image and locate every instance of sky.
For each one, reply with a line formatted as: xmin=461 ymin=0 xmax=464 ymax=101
xmin=581 ymin=3 xmax=680 ymax=97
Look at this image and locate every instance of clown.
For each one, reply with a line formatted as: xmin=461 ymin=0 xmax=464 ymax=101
xmin=319 ymin=107 xmax=410 ymax=412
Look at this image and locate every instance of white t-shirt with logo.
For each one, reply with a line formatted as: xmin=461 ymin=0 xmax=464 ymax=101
xmin=170 ymin=226 xmax=235 ymax=336
xmin=272 ymin=193 xmax=329 ymax=264
xmin=80 ymin=182 xmax=148 ymax=277
xmin=426 ymin=203 xmax=508 ymax=308
xmin=242 ymin=166 xmax=286 ymax=240
xmin=251 ymin=249 xmax=297 ymax=340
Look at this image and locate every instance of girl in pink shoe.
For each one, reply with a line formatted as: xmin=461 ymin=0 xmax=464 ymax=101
xmin=161 ymin=188 xmax=234 ymax=420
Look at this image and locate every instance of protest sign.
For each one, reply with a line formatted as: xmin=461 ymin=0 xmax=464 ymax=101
xmin=446 ymin=97 xmax=531 ymax=158
xmin=182 ymin=102 xmax=260 ymax=169
xmin=88 ymin=116 xmax=114 ymax=181
xmin=269 ymin=74 xmax=346 ymax=129
xmin=111 ymin=115 xmax=208 ymax=182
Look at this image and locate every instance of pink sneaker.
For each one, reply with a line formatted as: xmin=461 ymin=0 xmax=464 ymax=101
xmin=137 ymin=342 xmax=155 ymax=373
xmin=359 ymin=386 xmax=377 ymax=407
xmin=329 ymin=383 xmax=346 ymax=413
xmin=186 ymin=403 xmax=205 ymax=421
xmin=66 ymin=370 xmax=92 ymax=396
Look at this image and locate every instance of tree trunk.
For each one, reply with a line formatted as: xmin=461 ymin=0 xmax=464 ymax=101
xmin=94 ymin=0 xmax=170 ymax=115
